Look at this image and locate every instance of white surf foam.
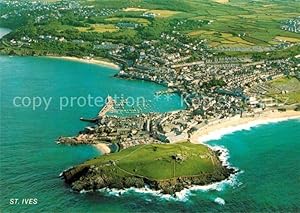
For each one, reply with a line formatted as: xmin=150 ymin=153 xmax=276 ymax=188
xmin=198 ymin=116 xmax=300 ymax=143
xmin=92 ymin=117 xmax=300 ymax=200
xmin=94 ymin=134 xmax=245 ymax=201
xmin=95 ymin=167 xmax=243 ymax=202
xmin=97 ymin=187 xmax=178 ymax=200
xmin=80 ymin=189 xmax=93 ymax=194
xmin=214 ymin=197 xmax=225 ymax=205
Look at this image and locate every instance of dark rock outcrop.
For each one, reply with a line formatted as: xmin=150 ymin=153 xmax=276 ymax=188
xmin=62 ymin=163 xmax=235 ymax=195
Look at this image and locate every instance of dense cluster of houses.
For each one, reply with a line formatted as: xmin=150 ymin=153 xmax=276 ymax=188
xmin=2 ymin=0 xmax=300 ymax=150
xmin=212 ymin=42 xmax=295 ymax=52
xmin=1 ymin=0 xmax=118 ymax=24
xmin=281 ymin=17 xmax=300 ymax=33
xmin=59 ymin=31 xmax=299 ymax=148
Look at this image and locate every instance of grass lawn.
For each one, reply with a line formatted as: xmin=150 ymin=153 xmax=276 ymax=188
xmin=123 ymin=7 xmax=147 ymax=12
xmin=147 ymin=9 xmax=180 ymax=18
xmin=19 ymin=0 xmax=300 ymax=51
xmin=183 ymin=0 xmax=300 ymax=47
xmin=39 ymin=0 xmax=60 ymax=2
xmin=267 ymin=77 xmax=300 ymax=105
xmin=275 ymin=36 xmax=300 ymax=43
xmin=76 ymin=24 xmax=118 ymax=33
xmin=189 ymin=30 xmax=254 ymax=47
xmin=84 ymin=142 xmax=220 ymax=180
xmin=213 ymin=0 xmax=229 ymax=4
xmin=105 ymin=17 xmax=150 ymax=26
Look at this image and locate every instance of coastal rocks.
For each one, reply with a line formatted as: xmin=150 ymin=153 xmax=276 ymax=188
xmin=62 ymin=165 xmax=90 ymax=184
xmin=65 ymin=165 xmax=146 ymax=192
xmin=58 ymin=133 xmax=109 ymax=145
xmin=62 ymin=161 xmax=235 ymax=195
xmin=57 ymin=135 xmax=96 ymax=145
xmin=57 ymin=136 xmax=78 ymax=144
xmin=58 ymin=113 xmax=166 ymax=149
xmin=60 ymin=142 xmax=238 ymax=195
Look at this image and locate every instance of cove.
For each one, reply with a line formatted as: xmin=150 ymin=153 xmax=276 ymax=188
xmin=1 ymin=56 xmax=299 ymax=212
xmin=0 ymin=56 xmax=184 ymax=212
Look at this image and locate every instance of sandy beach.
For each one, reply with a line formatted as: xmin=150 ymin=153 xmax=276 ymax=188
xmin=46 ymin=56 xmax=120 ymax=69
xmin=94 ymin=143 xmax=111 ymax=154
xmin=191 ymin=110 xmax=300 ymax=144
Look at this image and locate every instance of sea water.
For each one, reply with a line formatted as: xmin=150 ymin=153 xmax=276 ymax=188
xmin=0 ymin=56 xmax=299 ymax=212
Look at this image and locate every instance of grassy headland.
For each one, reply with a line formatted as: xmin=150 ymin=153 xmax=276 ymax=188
xmin=2 ymin=0 xmax=298 ymax=196
xmin=62 ymin=142 xmax=234 ymax=194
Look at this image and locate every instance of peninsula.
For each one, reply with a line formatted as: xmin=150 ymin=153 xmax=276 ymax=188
xmin=1 ymin=0 xmax=300 ymax=196
xmin=61 ymin=142 xmax=235 ymax=195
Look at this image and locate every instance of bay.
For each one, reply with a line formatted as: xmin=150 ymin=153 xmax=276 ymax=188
xmin=1 ymin=56 xmax=299 ymax=212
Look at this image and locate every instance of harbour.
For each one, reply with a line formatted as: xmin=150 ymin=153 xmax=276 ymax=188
xmin=1 ymin=56 xmax=300 ymax=212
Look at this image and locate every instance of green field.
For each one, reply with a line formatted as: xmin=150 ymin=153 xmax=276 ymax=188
xmin=76 ymin=24 xmax=118 ymax=33
xmin=82 ymin=142 xmax=220 ymax=180
xmin=266 ymin=77 xmax=300 ymax=105
xmin=64 ymin=142 xmax=231 ymax=194
xmin=105 ymin=17 xmax=151 ymax=26
xmin=78 ymin=0 xmax=300 ymax=47
xmin=1 ymin=0 xmax=299 ymax=58
xmin=13 ymin=1 xmax=300 ymax=45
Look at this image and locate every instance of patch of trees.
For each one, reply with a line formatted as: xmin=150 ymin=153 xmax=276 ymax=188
xmin=169 ymin=19 xmax=209 ymax=31
xmin=202 ymin=78 xmax=226 ymax=88
xmin=139 ymin=20 xmax=170 ymax=40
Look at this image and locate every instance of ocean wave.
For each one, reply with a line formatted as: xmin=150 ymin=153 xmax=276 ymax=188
xmin=93 ymin=141 xmax=243 ymax=202
xmin=95 ymin=168 xmax=243 ymax=202
xmin=80 ymin=189 xmax=93 ymax=194
xmin=82 ymin=117 xmax=299 ymax=201
xmin=198 ymin=117 xmax=300 ymax=143
xmin=97 ymin=186 xmax=177 ymax=200
xmin=174 ymin=168 xmax=243 ymax=201
xmin=214 ymin=197 xmax=225 ymax=205
xmin=94 ymin=170 xmax=242 ymax=202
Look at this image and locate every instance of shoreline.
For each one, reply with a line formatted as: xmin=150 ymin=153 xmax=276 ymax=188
xmin=92 ymin=110 xmax=300 ymax=200
xmin=63 ymin=142 xmax=235 ymax=196
xmin=93 ymin=143 xmax=111 ymax=154
xmin=92 ymin=170 xmax=239 ymax=202
xmin=190 ymin=110 xmax=300 ymax=144
xmin=45 ymin=55 xmax=120 ymax=70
